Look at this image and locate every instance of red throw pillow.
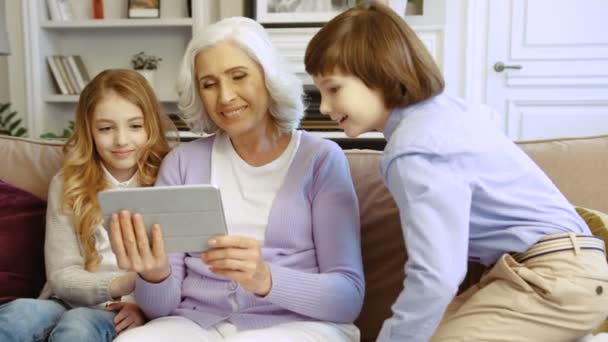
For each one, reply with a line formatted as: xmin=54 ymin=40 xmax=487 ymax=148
xmin=0 ymin=180 xmax=47 ymax=303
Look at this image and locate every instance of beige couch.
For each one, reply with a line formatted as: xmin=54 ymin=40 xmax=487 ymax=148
xmin=1 ymin=134 xmax=607 ymax=341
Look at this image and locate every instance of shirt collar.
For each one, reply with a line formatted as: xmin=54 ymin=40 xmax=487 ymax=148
xmin=383 ymin=94 xmax=443 ymax=141
xmin=100 ymin=163 xmax=139 ymax=188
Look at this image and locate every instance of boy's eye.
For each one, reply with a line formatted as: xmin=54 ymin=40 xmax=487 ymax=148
xmin=130 ymin=124 xmax=144 ymax=129
xmin=329 ymin=86 xmax=340 ymax=94
xmin=98 ymin=127 xmax=112 ymax=132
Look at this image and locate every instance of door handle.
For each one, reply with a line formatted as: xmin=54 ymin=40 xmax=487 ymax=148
xmin=494 ymin=62 xmax=523 ymax=72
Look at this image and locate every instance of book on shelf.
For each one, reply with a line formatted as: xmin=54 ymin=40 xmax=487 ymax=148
xmin=46 ymin=56 xmax=69 ymax=95
xmin=45 ymin=0 xmax=61 ymax=21
xmin=61 ymin=55 xmax=81 ymax=94
xmin=46 ymin=0 xmax=75 ymax=21
xmin=47 ymin=55 xmax=91 ymax=95
xmin=168 ymin=113 xmax=190 ymax=131
xmin=72 ymin=55 xmax=91 ymax=87
xmin=54 ymin=55 xmax=76 ymax=94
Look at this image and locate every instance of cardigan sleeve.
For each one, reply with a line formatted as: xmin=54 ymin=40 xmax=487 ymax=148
xmin=44 ymin=174 xmax=122 ymax=306
xmin=134 ymin=150 xmax=187 ymax=318
xmin=264 ymin=144 xmax=365 ymax=322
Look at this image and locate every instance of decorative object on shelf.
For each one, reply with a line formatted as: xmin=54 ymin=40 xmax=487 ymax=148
xmin=252 ymin=0 xmax=359 ymax=27
xmin=40 ymin=121 xmax=74 ymax=139
xmin=131 ymin=51 xmax=161 ymax=86
xmin=93 ymin=0 xmax=104 ymax=19
xmin=0 ymin=103 xmax=27 ymax=137
xmin=128 ymin=0 xmax=161 ymax=19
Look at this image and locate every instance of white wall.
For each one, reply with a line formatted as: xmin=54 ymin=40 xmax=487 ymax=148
xmin=0 ymin=58 xmax=7 ymax=102
xmin=3 ymin=0 xmax=25 ymax=124
xmin=0 ymin=0 xmax=9 ymax=102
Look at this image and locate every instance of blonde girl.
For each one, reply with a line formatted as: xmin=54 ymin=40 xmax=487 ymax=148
xmin=0 ymin=69 xmax=175 ymax=341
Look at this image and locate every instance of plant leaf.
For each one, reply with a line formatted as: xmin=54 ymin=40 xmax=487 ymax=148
xmin=5 ymin=111 xmax=17 ymax=124
xmin=0 ymin=103 xmax=10 ymax=113
xmin=9 ymin=118 xmax=21 ymax=131
xmin=15 ymin=127 xmax=27 ymax=137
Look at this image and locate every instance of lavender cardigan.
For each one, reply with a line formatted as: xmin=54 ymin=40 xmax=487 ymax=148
xmin=134 ymin=131 xmax=365 ymax=330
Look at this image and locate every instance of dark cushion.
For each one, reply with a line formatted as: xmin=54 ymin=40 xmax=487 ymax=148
xmin=0 ymin=180 xmax=47 ymax=303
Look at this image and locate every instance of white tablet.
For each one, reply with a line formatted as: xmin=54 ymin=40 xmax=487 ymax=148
xmin=98 ymin=184 xmax=228 ymax=253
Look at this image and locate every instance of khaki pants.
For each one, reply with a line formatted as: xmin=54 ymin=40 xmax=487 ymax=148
xmin=432 ymin=234 xmax=608 ymax=341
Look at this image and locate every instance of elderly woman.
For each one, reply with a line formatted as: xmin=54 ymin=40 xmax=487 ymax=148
xmin=111 ymin=17 xmax=364 ymax=341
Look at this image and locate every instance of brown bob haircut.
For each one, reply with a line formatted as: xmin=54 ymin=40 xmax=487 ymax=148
xmin=304 ymin=1 xmax=444 ymax=109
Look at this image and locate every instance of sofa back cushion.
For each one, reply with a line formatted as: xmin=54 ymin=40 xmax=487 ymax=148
xmin=518 ymin=135 xmax=608 ymax=213
xmin=0 ymin=180 xmax=47 ymax=303
xmin=0 ymin=136 xmax=63 ymax=200
xmin=346 ymin=150 xmax=405 ymax=341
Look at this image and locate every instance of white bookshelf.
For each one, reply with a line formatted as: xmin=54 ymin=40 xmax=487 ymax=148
xmin=23 ymin=0 xmax=216 ymax=137
xmin=22 ymin=0 xmax=434 ymax=146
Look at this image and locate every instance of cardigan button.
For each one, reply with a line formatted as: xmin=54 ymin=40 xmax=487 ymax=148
xmin=597 ymin=286 xmax=604 ymax=295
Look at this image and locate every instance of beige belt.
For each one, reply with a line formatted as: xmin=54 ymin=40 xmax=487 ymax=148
xmin=511 ymin=233 xmax=605 ymax=263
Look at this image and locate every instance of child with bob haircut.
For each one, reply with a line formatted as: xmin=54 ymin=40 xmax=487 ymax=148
xmin=0 ymin=69 xmax=175 ymax=341
xmin=305 ymin=2 xmax=608 ymax=341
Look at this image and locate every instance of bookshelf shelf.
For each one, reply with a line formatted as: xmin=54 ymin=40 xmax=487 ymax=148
xmin=41 ymin=18 xmax=194 ymax=29
xmin=45 ymin=94 xmax=178 ymax=104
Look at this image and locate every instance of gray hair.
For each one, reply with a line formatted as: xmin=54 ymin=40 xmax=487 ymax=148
xmin=175 ymin=16 xmax=305 ymax=134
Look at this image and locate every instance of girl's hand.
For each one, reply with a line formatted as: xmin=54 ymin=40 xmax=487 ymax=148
xmin=109 ymin=272 xmax=136 ymax=299
xmin=201 ymin=236 xmax=272 ymax=296
xmin=109 ymin=211 xmax=171 ymax=283
xmin=105 ymin=302 xmax=147 ymax=333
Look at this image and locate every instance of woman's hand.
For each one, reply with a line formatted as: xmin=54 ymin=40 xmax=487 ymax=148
xmin=105 ymin=302 xmax=147 ymax=333
xmin=201 ymin=236 xmax=272 ymax=296
xmin=109 ymin=272 xmax=136 ymax=299
xmin=109 ymin=211 xmax=171 ymax=283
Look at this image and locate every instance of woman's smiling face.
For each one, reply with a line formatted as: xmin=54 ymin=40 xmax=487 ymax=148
xmin=195 ymin=41 xmax=272 ymax=141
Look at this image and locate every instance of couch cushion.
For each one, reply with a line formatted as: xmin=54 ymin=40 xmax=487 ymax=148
xmin=518 ymin=135 xmax=608 ymax=213
xmin=345 ymin=150 xmax=405 ymax=341
xmin=0 ymin=180 xmax=47 ymax=303
xmin=576 ymin=206 xmax=608 ymax=257
xmin=575 ymin=206 xmax=608 ymax=334
xmin=0 ymin=135 xmax=63 ymax=200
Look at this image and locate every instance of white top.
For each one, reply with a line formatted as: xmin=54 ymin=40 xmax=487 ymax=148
xmin=210 ymin=131 xmax=301 ymax=245
xmin=40 ymin=166 xmax=137 ymax=308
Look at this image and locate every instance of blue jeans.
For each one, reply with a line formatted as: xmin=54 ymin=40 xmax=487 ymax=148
xmin=0 ymin=298 xmax=117 ymax=342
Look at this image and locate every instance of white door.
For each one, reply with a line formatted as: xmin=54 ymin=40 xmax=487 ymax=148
xmin=486 ymin=0 xmax=608 ymax=140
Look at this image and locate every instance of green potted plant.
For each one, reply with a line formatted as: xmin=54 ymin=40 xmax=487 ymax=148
xmin=40 ymin=121 xmax=74 ymax=139
xmin=131 ymin=51 xmax=162 ymax=86
xmin=0 ymin=102 xmax=28 ymax=137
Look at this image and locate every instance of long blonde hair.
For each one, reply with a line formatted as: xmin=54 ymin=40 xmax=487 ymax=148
xmin=62 ymin=69 xmax=175 ymax=271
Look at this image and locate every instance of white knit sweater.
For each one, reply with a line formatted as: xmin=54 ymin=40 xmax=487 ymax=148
xmin=39 ymin=169 xmax=136 ymax=307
